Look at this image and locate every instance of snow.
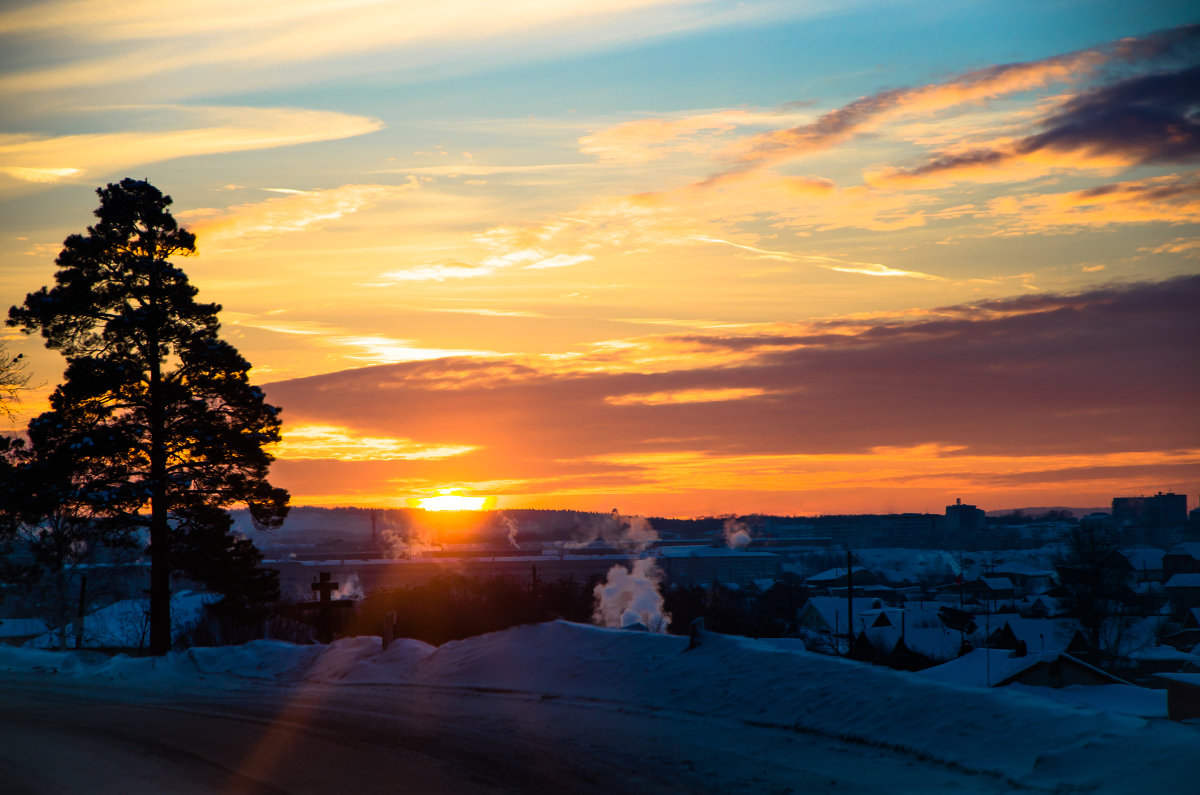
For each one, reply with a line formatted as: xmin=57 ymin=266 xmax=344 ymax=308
xmin=0 ymin=621 xmax=1196 ymax=791
xmin=0 ymin=617 xmax=49 ymax=639
xmin=24 ymin=590 xmax=220 ymax=650
xmin=1008 ymin=683 xmax=1168 ymax=717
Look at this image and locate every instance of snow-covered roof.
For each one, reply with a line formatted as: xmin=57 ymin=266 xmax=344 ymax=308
xmin=655 ymin=546 xmax=776 ymax=559
xmin=979 ymin=577 xmax=1015 ymax=591
xmin=991 ymin=562 xmax=1054 ymax=577
xmin=799 ymin=597 xmax=880 ymax=633
xmin=807 ymin=565 xmax=871 ymax=583
xmin=989 ymin=616 xmax=1082 ymax=653
xmin=864 ymin=623 xmax=963 ymax=662
xmin=0 ymin=617 xmax=50 ymax=638
xmin=1119 ymin=548 xmax=1164 ymax=570
xmin=1164 ymin=573 xmax=1200 ymax=588
xmin=920 ymin=648 xmax=1128 ymax=688
xmin=1166 ymin=542 xmax=1200 ymax=560
xmin=1130 ymin=645 xmax=1200 ymax=662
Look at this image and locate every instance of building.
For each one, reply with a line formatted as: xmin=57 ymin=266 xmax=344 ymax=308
xmin=653 ymin=546 xmax=780 ymax=586
xmin=1163 ymin=543 xmax=1200 ymax=578
xmin=920 ymin=648 xmax=1130 ymax=689
xmin=945 ymin=498 xmax=986 ymax=536
xmin=1113 ymin=492 xmax=1188 ymax=527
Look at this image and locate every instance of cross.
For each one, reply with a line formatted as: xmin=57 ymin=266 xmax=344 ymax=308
xmin=312 ymin=572 xmax=339 ymax=642
xmin=312 ymin=571 xmax=339 ymax=603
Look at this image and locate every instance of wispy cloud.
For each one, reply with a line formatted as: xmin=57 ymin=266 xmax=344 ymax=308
xmin=0 ymin=106 xmax=382 ymax=189
xmin=0 ymin=0 xmax=804 ymax=102
xmin=985 ymin=173 xmax=1200 ymax=233
xmin=184 ymin=181 xmax=415 ymax=244
xmin=605 ymin=387 xmax=770 ymax=406
xmin=690 ymin=235 xmax=944 ymax=280
xmin=273 ymin=424 xmax=476 ymax=461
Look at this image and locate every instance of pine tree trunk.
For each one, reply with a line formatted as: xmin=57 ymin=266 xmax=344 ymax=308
xmin=148 ymin=280 xmax=171 ymax=655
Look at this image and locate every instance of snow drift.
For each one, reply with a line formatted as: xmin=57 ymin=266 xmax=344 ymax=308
xmin=1 ymin=621 xmax=1195 ymax=792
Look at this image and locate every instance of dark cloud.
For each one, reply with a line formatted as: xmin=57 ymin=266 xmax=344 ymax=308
xmin=880 ymin=56 xmax=1200 ymax=184
xmin=1020 ymin=64 xmax=1200 ymax=165
xmin=266 ymin=276 xmax=1200 ymax=471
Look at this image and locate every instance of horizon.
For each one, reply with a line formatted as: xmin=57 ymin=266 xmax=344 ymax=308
xmin=2 ymin=2 xmax=1198 ymax=516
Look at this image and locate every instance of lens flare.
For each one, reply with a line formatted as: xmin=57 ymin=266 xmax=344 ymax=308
xmin=416 ymin=493 xmax=488 ymax=511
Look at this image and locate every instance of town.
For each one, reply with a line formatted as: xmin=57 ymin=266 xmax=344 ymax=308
xmin=4 ymin=491 xmax=1198 ymax=722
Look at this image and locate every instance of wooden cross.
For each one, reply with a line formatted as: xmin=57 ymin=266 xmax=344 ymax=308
xmin=312 ymin=571 xmax=339 ymax=603
xmin=312 ymin=572 xmax=339 ymax=642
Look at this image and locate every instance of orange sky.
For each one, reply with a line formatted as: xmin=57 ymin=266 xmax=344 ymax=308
xmin=2 ymin=4 xmax=1198 ymax=515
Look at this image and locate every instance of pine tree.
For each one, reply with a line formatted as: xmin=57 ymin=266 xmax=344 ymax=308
xmin=8 ymin=179 xmax=289 ymax=654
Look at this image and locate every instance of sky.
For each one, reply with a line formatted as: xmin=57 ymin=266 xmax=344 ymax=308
xmin=1 ymin=1 xmax=1198 ymax=516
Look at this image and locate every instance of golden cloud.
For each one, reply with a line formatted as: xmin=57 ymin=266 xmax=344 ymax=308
xmin=272 ymin=424 xmax=477 ymax=461
xmin=0 ymin=106 xmax=382 ymax=187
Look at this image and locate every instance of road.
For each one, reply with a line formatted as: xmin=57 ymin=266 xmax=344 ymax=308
xmin=0 ymin=672 xmax=1028 ymax=794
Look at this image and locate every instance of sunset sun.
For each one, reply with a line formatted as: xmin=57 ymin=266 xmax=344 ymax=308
xmin=415 ymin=493 xmax=489 ymax=511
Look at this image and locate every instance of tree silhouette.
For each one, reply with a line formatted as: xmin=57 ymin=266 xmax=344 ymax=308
xmin=8 ymin=179 xmax=289 ymax=654
xmin=0 ymin=340 xmax=29 ymax=419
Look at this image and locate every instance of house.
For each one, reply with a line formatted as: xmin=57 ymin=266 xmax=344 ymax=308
xmin=985 ymin=616 xmax=1089 ymax=656
xmin=857 ymin=621 xmax=965 ymax=666
xmin=1114 ymin=548 xmax=1166 ymax=583
xmin=1153 ymin=673 xmax=1200 ymax=721
xmin=796 ymin=596 xmax=882 ymax=637
xmin=920 ymin=648 xmax=1130 ymax=689
xmin=991 ymin=562 xmax=1055 ymax=595
xmin=1014 ymin=594 xmax=1060 ymax=618
xmin=1163 ymin=543 xmax=1200 ymax=578
xmin=961 ymin=576 xmax=1015 ymax=607
xmin=1164 ymin=573 xmax=1200 ymax=614
xmin=1157 ymin=607 xmax=1200 ymax=651
xmin=0 ymin=617 xmax=50 ymax=646
xmin=1128 ymin=645 xmax=1200 ymax=680
xmin=805 ymin=566 xmax=877 ymax=590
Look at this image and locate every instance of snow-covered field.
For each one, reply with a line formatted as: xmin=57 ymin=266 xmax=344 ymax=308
xmin=1 ymin=620 xmax=1195 ymax=793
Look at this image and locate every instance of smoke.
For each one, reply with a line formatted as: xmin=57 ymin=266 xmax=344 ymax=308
xmin=499 ymin=512 xmax=520 ymax=549
xmin=333 ymin=572 xmax=364 ymax=600
xmin=723 ymin=517 xmax=752 ymax=549
xmin=592 ymin=557 xmax=671 ymax=633
xmin=378 ymin=513 xmax=437 ymax=558
xmin=575 ymin=509 xmax=659 ymax=552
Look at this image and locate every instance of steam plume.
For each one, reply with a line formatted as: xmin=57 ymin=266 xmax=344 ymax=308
xmin=592 ymin=557 xmax=671 ymax=633
xmin=723 ymin=517 xmax=752 ymax=549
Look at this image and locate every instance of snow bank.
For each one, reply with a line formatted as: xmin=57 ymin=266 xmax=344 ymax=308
xmin=24 ymin=591 xmax=220 ymax=650
xmin=1 ymin=621 xmax=1194 ymax=792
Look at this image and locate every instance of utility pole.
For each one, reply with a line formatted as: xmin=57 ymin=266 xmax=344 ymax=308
xmin=847 ymin=548 xmax=855 ymax=647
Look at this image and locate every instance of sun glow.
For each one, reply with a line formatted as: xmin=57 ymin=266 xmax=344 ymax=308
xmin=415 ymin=492 xmax=490 ymax=511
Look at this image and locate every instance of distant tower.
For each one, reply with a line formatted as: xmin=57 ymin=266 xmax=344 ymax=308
xmin=946 ymin=498 xmax=986 ymax=535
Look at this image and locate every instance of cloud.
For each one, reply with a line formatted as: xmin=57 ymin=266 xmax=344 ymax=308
xmin=0 ymin=0 xmax=804 ymax=102
xmin=985 ymin=172 xmax=1200 ymax=232
xmin=262 ymin=276 xmax=1200 ymax=510
xmin=578 ymin=109 xmax=802 ymax=164
xmin=272 ymin=424 xmax=476 ymax=461
xmin=689 ymin=235 xmax=943 ymax=280
xmin=605 ymin=387 xmax=770 ymax=406
xmin=712 ymin=47 xmax=1110 ymax=177
xmin=225 ymin=315 xmax=498 ymax=364
xmin=0 ymin=106 xmax=381 ymax=189
xmin=870 ymin=62 xmax=1200 ymax=187
xmin=184 ymin=181 xmax=415 ymax=244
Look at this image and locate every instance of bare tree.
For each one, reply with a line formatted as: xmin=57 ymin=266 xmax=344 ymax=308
xmin=0 ymin=340 xmax=29 ymax=419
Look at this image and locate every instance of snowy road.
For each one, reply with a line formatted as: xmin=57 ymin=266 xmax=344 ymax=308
xmin=0 ymin=674 xmax=1021 ymax=794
